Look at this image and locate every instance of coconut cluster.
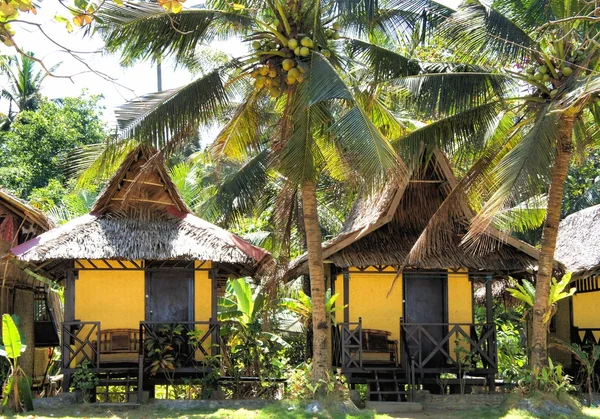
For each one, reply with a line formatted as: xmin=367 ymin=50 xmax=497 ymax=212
xmin=248 ymin=19 xmax=341 ymax=98
xmin=522 ymin=47 xmax=585 ymax=97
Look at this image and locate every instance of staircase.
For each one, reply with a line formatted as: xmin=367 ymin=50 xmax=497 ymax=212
xmin=367 ymin=370 xmax=410 ymax=402
xmin=94 ymin=368 xmax=141 ymax=405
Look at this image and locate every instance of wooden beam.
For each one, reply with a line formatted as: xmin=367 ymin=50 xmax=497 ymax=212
xmin=110 ymin=197 xmax=173 ymax=205
xmin=122 ymin=179 xmax=165 ymax=187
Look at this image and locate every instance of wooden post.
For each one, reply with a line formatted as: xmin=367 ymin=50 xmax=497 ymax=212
xmin=63 ymin=268 xmax=75 ymax=392
xmin=485 ymin=276 xmax=496 ymax=391
xmin=343 ymin=269 xmax=349 ymax=324
xmin=210 ymin=266 xmax=218 ymax=357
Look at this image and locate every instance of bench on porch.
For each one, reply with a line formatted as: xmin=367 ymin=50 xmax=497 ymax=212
xmin=361 ymin=329 xmax=398 ymax=364
xmin=92 ymin=329 xmax=140 ymax=364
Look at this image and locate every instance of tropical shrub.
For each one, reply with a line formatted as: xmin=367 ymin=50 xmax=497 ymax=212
xmin=552 ymin=340 xmax=600 ymax=406
xmin=71 ymin=361 xmax=99 ymax=403
xmin=0 ymin=314 xmax=32 ymax=412
xmin=219 ymin=278 xmax=289 ymax=398
xmin=285 ymin=361 xmax=348 ymax=401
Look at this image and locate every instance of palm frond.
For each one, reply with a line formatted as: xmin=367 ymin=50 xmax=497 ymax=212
xmin=439 ymin=0 xmax=538 ymax=66
xmin=393 ymin=101 xmax=503 ymax=166
xmin=349 ymin=39 xmax=421 ymax=82
xmin=210 ymin=88 xmax=263 ymax=162
xmin=97 ymin=1 xmax=255 ymax=64
xmin=199 ymin=149 xmax=272 ymax=226
xmin=390 ymin=69 xmax=515 ymax=118
xmin=114 ymin=70 xmax=227 ymax=146
xmin=466 ymin=107 xmax=560 ymax=241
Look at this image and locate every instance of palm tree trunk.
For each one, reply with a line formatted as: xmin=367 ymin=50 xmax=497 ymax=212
xmin=301 ymin=180 xmax=329 ymax=385
xmin=530 ymin=116 xmax=575 ymax=368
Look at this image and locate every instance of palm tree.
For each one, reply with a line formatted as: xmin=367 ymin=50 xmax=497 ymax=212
xmin=0 ymin=53 xmax=49 ymax=121
xmin=371 ymin=0 xmax=600 ymax=368
xmin=94 ymin=0 xmax=409 ymax=383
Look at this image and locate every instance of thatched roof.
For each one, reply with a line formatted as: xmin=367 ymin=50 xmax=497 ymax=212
xmin=0 ymin=188 xmax=53 ymax=233
xmin=9 ymin=146 xmax=269 ymax=268
xmin=289 ymin=149 xmax=540 ymax=277
xmin=555 ymin=204 xmax=600 ymax=279
xmin=0 ymin=188 xmax=54 ymax=288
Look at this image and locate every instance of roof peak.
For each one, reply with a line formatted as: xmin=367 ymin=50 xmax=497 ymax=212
xmin=92 ymin=145 xmax=190 ymax=217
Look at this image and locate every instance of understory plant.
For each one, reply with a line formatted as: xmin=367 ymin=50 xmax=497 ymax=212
xmin=219 ymin=278 xmax=290 ymax=398
xmin=517 ymin=358 xmax=575 ymax=397
xmin=71 ymin=361 xmax=99 ymax=403
xmin=0 ymin=314 xmax=32 ymax=413
xmin=552 ymin=340 xmax=600 ymax=406
xmin=285 ymin=361 xmax=348 ymax=401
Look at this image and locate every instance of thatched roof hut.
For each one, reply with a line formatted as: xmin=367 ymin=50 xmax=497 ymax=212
xmin=0 ymin=187 xmax=54 ymax=289
xmin=555 ymin=204 xmax=600 ymax=280
xmin=8 ymin=146 xmax=269 ymax=271
xmin=289 ymin=149 xmax=540 ymax=278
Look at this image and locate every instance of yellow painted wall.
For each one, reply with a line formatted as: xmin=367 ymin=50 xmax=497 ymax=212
xmin=334 ymin=268 xmax=473 ymax=363
xmin=194 ymin=262 xmax=213 ymax=359
xmin=447 ymin=270 xmax=473 ymax=360
xmin=73 ymin=260 xmax=214 ymax=362
xmin=573 ymin=292 xmax=600 ymax=330
xmin=75 ymin=260 xmax=145 ymax=329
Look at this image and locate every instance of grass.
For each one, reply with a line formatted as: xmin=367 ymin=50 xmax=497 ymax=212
xmin=4 ymin=402 xmax=600 ymax=419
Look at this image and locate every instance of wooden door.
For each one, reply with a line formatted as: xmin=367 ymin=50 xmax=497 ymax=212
xmin=403 ymin=272 xmax=447 ymax=367
xmin=145 ymin=270 xmax=194 ymax=322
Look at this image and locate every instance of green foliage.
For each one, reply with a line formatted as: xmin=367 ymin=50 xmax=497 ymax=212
xmin=507 ymin=274 xmax=576 ymax=323
xmin=552 ymin=340 xmax=600 ymax=406
xmin=71 ymin=361 xmax=99 ymax=402
xmin=279 ymin=288 xmax=344 ymax=329
xmin=563 ymin=149 xmax=600 ymax=217
xmin=0 ymin=314 xmax=32 ymax=413
xmin=218 ymin=278 xmax=289 ymax=397
xmin=284 ymin=361 xmax=348 ymax=401
xmin=0 ymin=92 xmax=107 ymax=198
xmin=518 ymin=358 xmax=575 ymax=397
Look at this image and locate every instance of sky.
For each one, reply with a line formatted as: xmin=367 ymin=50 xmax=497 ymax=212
xmin=0 ymin=0 xmax=459 ymax=127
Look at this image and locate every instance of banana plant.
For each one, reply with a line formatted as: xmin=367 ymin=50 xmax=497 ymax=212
xmin=218 ymin=278 xmax=289 ymax=380
xmin=0 ymin=314 xmax=32 ymax=412
xmin=507 ymin=273 xmax=576 ymax=324
xmin=279 ymin=288 xmax=345 ymax=329
xmin=551 ymin=339 xmax=600 ymax=406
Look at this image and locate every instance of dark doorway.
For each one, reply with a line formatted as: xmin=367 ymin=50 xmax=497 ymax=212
xmin=403 ymin=272 xmax=447 ymax=367
xmin=145 ymin=270 xmax=194 ymax=322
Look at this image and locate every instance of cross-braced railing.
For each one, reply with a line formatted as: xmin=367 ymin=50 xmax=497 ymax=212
xmin=400 ymin=320 xmax=497 ymax=374
xmin=335 ymin=319 xmax=363 ymax=369
xmin=62 ymin=321 xmax=100 ymax=372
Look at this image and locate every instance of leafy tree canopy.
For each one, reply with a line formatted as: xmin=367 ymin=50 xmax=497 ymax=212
xmin=0 ymin=92 xmax=107 ymax=199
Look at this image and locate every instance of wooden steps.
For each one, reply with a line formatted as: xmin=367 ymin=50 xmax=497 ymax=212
xmin=367 ymin=370 xmax=410 ymax=402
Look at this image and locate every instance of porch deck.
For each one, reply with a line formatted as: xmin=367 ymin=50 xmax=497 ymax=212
xmin=62 ymin=320 xmax=220 ymax=401
xmin=332 ymin=318 xmax=497 ymax=399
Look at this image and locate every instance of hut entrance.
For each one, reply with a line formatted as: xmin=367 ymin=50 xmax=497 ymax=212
xmin=403 ymin=272 xmax=447 ymax=367
xmin=145 ymin=270 xmax=194 ymax=322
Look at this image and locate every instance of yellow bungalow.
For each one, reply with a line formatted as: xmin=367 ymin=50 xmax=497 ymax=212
xmin=0 ymin=187 xmax=59 ymax=388
xmin=8 ymin=146 xmax=270 ymax=403
xmin=552 ymin=204 xmax=600 ymax=369
xmin=289 ymin=149 xmax=541 ymax=400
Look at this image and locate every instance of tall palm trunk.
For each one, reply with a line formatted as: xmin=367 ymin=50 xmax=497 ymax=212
xmin=301 ymin=180 xmax=329 ymax=384
xmin=530 ymin=116 xmax=575 ymax=368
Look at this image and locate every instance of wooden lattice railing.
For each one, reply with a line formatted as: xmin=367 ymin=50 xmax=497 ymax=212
xmin=62 ymin=321 xmax=100 ymax=372
xmin=400 ymin=320 xmax=497 ymax=374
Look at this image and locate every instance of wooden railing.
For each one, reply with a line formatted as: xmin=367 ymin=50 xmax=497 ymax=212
xmin=400 ymin=320 xmax=497 ymax=374
xmin=62 ymin=321 xmax=100 ymax=373
xmin=332 ymin=320 xmax=363 ymax=369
